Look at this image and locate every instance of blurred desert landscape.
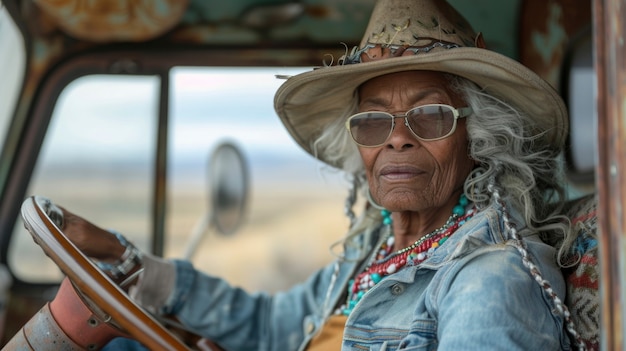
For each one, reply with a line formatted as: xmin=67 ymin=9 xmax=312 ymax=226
xmin=165 ymin=182 xmax=355 ymax=293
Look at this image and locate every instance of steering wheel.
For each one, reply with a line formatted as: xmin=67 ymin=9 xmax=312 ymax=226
xmin=20 ymin=195 xmax=192 ymax=350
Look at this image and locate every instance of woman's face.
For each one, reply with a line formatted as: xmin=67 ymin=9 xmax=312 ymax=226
xmin=357 ymin=71 xmax=475 ymax=213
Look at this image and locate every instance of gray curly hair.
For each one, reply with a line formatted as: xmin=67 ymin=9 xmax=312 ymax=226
xmin=313 ymin=73 xmax=573 ymax=264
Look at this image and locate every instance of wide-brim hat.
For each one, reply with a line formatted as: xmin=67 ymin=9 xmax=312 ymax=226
xmin=274 ymin=0 xmax=568 ymax=168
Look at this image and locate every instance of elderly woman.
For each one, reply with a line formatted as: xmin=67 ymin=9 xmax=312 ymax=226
xmin=58 ymin=0 xmax=582 ymax=350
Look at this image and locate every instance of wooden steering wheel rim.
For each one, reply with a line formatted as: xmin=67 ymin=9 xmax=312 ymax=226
xmin=20 ymin=195 xmax=190 ymax=351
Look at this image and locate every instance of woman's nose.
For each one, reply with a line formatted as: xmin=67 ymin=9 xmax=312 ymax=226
xmin=386 ymin=117 xmax=417 ymax=149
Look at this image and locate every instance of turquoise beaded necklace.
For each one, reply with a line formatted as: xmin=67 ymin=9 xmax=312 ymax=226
xmin=339 ymin=194 xmax=474 ymax=316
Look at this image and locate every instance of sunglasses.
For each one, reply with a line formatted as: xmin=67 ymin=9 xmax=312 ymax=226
xmin=345 ymin=104 xmax=472 ymax=147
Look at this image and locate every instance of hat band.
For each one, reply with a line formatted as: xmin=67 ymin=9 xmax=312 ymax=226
xmin=341 ymin=39 xmax=461 ymax=65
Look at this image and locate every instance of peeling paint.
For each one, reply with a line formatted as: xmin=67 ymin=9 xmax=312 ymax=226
xmin=531 ymin=3 xmax=568 ymax=65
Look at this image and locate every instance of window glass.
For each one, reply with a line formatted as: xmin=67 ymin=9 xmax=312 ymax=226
xmin=0 ymin=3 xmax=26 ymax=146
xmin=9 ymin=68 xmax=353 ymax=288
xmin=166 ymin=67 xmax=350 ymax=292
xmin=9 ymin=75 xmax=159 ymax=282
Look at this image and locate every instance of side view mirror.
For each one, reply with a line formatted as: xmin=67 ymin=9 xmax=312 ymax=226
xmin=183 ymin=141 xmax=249 ymax=259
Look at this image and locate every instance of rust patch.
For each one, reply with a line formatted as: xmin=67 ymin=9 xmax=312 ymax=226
xmin=519 ymin=0 xmax=591 ymax=89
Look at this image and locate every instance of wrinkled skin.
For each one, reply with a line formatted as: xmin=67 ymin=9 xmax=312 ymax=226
xmin=357 ymin=71 xmax=475 ymax=250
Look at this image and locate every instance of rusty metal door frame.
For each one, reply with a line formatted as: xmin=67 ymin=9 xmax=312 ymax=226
xmin=594 ymin=0 xmax=626 ymax=349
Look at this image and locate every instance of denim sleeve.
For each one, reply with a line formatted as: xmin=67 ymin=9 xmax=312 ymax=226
xmin=159 ymin=259 xmax=335 ymax=351
xmin=432 ymin=243 xmax=569 ymax=350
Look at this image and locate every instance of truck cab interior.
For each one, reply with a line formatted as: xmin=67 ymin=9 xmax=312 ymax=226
xmin=0 ymin=0 xmax=621 ymax=349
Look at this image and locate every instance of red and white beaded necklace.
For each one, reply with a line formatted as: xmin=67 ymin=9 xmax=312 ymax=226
xmin=340 ymin=194 xmax=474 ymax=316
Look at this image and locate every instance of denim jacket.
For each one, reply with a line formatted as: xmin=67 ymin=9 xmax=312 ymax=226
xmin=158 ymin=203 xmax=571 ymax=351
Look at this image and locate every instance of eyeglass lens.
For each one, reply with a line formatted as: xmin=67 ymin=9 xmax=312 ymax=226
xmin=349 ymin=105 xmax=457 ymax=146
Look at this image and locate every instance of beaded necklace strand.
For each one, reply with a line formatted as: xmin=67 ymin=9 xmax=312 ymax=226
xmin=339 ymin=194 xmax=474 ymax=316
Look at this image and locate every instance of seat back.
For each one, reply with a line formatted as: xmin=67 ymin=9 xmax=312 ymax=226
xmin=562 ymin=194 xmax=599 ymax=350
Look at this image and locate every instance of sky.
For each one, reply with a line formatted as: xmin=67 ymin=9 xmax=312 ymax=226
xmin=40 ymin=66 xmax=347 ymax=187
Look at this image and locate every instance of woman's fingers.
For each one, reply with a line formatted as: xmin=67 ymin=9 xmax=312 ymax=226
xmin=61 ymin=208 xmax=125 ymax=262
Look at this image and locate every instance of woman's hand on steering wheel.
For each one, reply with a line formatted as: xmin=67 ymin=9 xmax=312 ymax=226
xmin=60 ymin=207 xmax=126 ymax=263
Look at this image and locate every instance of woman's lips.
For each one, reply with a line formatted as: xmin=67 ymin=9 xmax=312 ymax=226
xmin=379 ymin=165 xmax=425 ymax=180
